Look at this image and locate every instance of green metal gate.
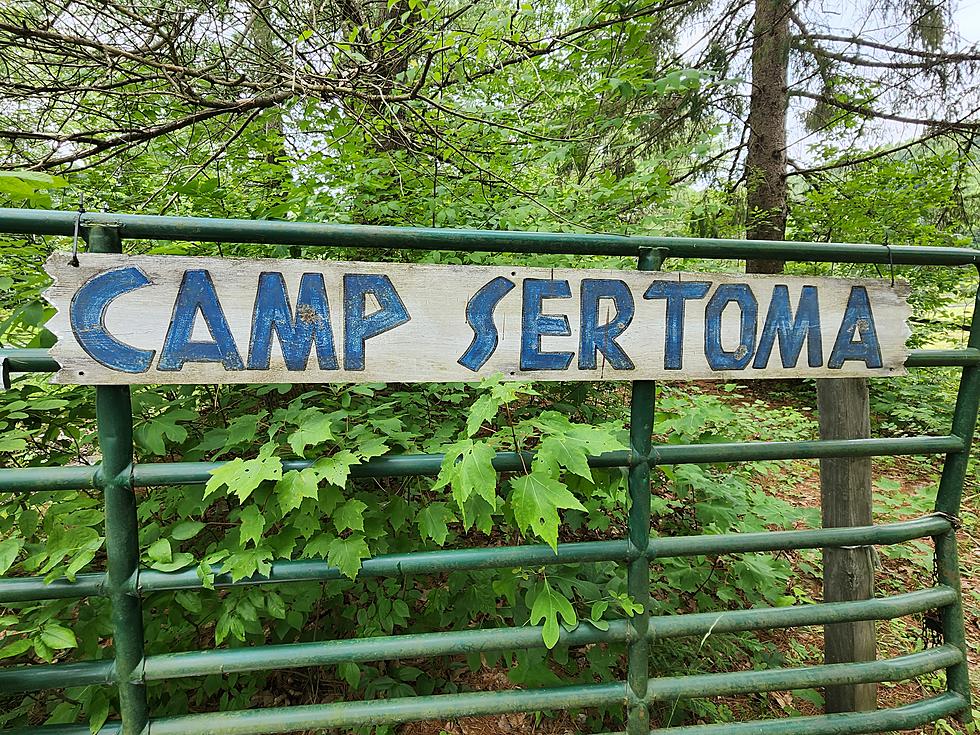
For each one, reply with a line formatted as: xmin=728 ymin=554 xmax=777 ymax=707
xmin=0 ymin=208 xmax=978 ymax=735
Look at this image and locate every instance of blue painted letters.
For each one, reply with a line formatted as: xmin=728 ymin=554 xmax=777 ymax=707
xmin=521 ymin=279 xmax=574 ymax=371
xmin=704 ymin=284 xmax=757 ymax=370
xmin=459 ymin=276 xmax=516 ymax=371
xmin=828 ymin=286 xmax=883 ymax=369
xmin=579 ymin=279 xmax=635 ymax=370
xmin=248 ymin=272 xmax=338 ymax=371
xmin=158 ymin=270 xmax=244 ymax=371
xmin=753 ymin=285 xmax=822 ymax=369
xmin=70 ymin=266 xmax=155 ymax=373
xmin=343 ymin=274 xmax=411 ymax=371
xmin=643 ymin=281 xmax=711 ymax=369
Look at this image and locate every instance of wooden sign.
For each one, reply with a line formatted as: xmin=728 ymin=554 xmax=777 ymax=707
xmin=44 ymin=253 xmax=910 ymax=384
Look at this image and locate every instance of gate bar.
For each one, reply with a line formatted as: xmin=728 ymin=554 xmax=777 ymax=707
xmin=89 ymin=227 xmax=148 ymax=735
xmin=642 ymin=692 xmax=968 ymax=735
xmin=0 ymin=587 xmax=956 ymax=692
xmin=0 ymin=515 xmax=952 ymax=602
xmin=1 ymin=208 xmax=978 ymax=264
xmin=0 ymin=435 xmax=963 ymax=494
xmin=932 ymin=288 xmax=980 ymax=711
xmin=625 ymin=248 xmax=660 ymax=734
xmin=646 ymin=645 xmax=962 ymax=701
xmin=4 ymin=348 xmax=978 ymax=377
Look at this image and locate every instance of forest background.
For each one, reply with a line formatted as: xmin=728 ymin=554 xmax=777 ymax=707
xmin=1 ymin=0 xmax=980 ymax=733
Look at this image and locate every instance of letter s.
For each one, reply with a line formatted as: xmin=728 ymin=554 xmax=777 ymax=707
xmin=70 ymin=266 xmax=155 ymax=373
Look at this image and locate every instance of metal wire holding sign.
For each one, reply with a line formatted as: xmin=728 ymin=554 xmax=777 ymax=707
xmin=68 ymin=193 xmax=84 ymax=267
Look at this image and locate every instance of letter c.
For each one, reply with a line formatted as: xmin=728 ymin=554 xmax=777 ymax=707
xmin=70 ymin=266 xmax=155 ymax=373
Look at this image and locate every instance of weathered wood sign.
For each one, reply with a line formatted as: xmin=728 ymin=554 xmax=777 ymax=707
xmin=44 ymin=253 xmax=911 ymax=384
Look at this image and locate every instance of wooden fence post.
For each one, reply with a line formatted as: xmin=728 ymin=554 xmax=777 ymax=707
xmin=817 ymin=377 xmax=877 ymax=712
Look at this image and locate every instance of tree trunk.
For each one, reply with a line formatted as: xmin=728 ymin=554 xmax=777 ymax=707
xmin=744 ymin=0 xmax=789 ymax=274
xmin=816 ymin=378 xmax=878 ymax=712
xmin=741 ymin=0 xmax=876 ymax=713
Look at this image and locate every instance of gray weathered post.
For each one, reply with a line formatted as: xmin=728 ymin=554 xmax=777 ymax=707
xmin=817 ymin=377 xmax=877 ymax=712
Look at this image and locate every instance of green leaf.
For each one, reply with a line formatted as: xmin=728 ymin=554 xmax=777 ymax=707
xmin=327 ymin=534 xmax=370 ymax=579
xmin=304 ymin=533 xmax=334 ymax=559
xmin=333 ymin=499 xmax=368 ymax=533
xmin=18 ymin=509 xmax=39 ymax=537
xmin=65 ymin=535 xmax=103 ymax=579
xmin=147 ymin=538 xmax=172 ymax=564
xmin=510 ymin=470 xmax=585 ymax=550
xmin=311 ymin=450 xmax=360 ymax=488
xmin=88 ymin=690 xmax=109 ymax=734
xmin=459 ymin=442 xmax=497 ymax=506
xmin=338 ymin=661 xmax=360 ymax=688
xmin=589 ymin=600 xmax=610 ymax=631
xmin=265 ymin=591 xmax=287 ymax=619
xmin=530 ymin=579 xmax=577 ymax=649
xmin=225 ymin=412 xmax=265 ymax=449
xmin=466 ymin=392 xmax=499 ymax=436
xmin=171 ymin=520 xmax=205 ymax=541
xmin=174 ymin=590 xmax=203 ymax=613
xmin=276 ymin=468 xmax=320 ymax=513
xmin=288 ymin=412 xmax=336 ymax=457
xmin=205 ymin=447 xmax=282 ymax=502
xmin=150 ymin=552 xmax=194 ymax=572
xmin=417 ymin=503 xmax=454 ymax=545
xmin=239 ymin=505 xmax=265 ymax=546
xmin=0 ymin=537 xmax=23 ymax=575
xmin=533 ymin=412 xmax=626 ymax=482
xmin=435 ymin=440 xmax=497 ymax=528
xmin=356 ymin=435 xmax=388 ymax=459
xmin=40 ymin=624 xmax=77 ymax=650
xmin=0 ymin=638 xmax=31 ymax=659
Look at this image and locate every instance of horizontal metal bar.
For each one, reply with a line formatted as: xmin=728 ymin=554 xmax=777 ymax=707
xmin=0 ymin=348 xmax=59 ymax=373
xmin=652 ymin=586 xmax=957 ymax=639
xmin=646 ymin=645 xmax=961 ymax=701
xmin=0 ymin=659 xmax=114 ymax=694
xmin=140 ymin=538 xmax=629 ymax=592
xmin=0 ymin=573 xmax=105 ymax=603
xmin=4 ymin=348 xmax=978 ymax=381
xmin=2 ymin=208 xmax=978 ymax=264
xmin=0 ymin=465 xmax=99 ymax=492
xmin=4 ymin=694 xmax=967 ymax=735
xmin=4 ymin=725 xmax=121 ymax=735
xmin=130 ymin=436 xmax=965 ymax=487
xmin=2 ymin=348 xmax=978 ymax=378
xmin=907 ymin=348 xmax=980 ymax=367
xmin=651 ymin=435 xmax=963 ymax=464
xmin=5 ymin=435 xmax=953 ymax=495
xmin=148 ymin=681 xmax=625 ymax=735
xmin=136 ymin=593 xmax=957 ymax=683
xmin=131 ymin=450 xmax=631 ymax=487
xmin=643 ymin=692 xmax=968 ymax=735
xmin=1 ymin=517 xmax=945 ymax=602
xmin=3 ymin=587 xmax=951 ymax=694
xmin=142 ymin=620 xmax=629 ymax=682
xmin=649 ymin=514 xmax=950 ymax=558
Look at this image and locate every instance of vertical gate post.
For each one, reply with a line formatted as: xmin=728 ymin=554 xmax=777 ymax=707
xmin=933 ymin=285 xmax=980 ymax=718
xmin=626 ymin=247 xmax=662 ymax=735
xmin=88 ymin=225 xmax=149 ymax=735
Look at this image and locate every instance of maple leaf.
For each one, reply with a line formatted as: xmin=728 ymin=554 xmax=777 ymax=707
xmin=510 ymin=468 xmax=584 ymax=550
xmin=327 ymin=534 xmax=371 ymax=579
xmin=276 ymin=468 xmax=320 ymax=514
